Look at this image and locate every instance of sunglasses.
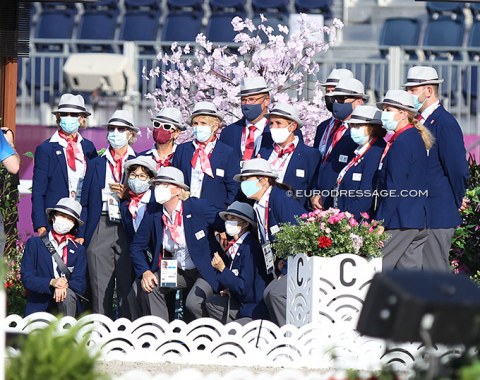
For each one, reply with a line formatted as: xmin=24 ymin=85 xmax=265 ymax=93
xmin=152 ymin=121 xmax=177 ymax=131
xmin=59 ymin=112 xmax=82 ymax=117
xmin=107 ymin=126 xmax=128 ymax=133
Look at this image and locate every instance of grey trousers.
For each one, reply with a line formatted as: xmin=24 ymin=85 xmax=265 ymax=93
xmin=57 ymin=288 xmax=78 ymax=317
xmin=382 ymin=229 xmax=429 ymax=271
xmin=263 ymin=275 xmax=287 ymax=326
xmin=422 ymin=228 xmax=455 ymax=272
xmin=140 ymin=270 xmax=213 ymax=322
xmin=205 ymin=294 xmax=240 ymax=324
xmin=0 ymin=213 xmax=6 ymax=257
xmin=87 ymin=215 xmax=134 ymax=319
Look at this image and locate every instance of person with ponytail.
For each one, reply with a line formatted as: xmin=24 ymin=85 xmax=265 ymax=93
xmin=21 ymin=198 xmax=87 ymax=316
xmin=376 ymin=90 xmax=433 ymax=271
xmin=32 ymin=94 xmax=97 ymax=236
xmin=140 ymin=107 xmax=185 ymax=170
xmin=78 ymin=110 xmax=137 ymax=319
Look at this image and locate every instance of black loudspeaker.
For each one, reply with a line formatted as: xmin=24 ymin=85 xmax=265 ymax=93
xmin=357 ymin=271 xmax=480 ymax=345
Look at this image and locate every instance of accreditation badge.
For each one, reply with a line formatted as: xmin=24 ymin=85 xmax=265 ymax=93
xmin=160 ymin=259 xmax=178 ymax=287
xmin=262 ymin=242 xmax=275 ymax=275
xmin=107 ymin=193 xmax=121 ymax=223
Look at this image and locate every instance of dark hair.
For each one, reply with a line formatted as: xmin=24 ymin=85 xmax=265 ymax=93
xmin=266 ymin=177 xmax=295 ymax=193
xmin=369 ymin=125 xmax=387 ymax=139
xmin=48 ymin=211 xmax=79 ymax=236
xmin=121 ymin=164 xmax=155 ymax=200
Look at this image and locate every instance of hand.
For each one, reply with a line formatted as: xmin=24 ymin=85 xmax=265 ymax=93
xmin=220 ymin=289 xmax=230 ymax=297
xmin=37 ymin=227 xmax=47 ymax=236
xmin=75 ymin=238 xmax=85 ymax=245
xmin=51 ymin=277 xmax=68 ymax=289
xmin=54 ymin=288 xmax=67 ymax=302
xmin=211 ymin=252 xmax=226 ymax=272
xmin=310 ymin=195 xmax=323 ymax=210
xmin=216 ymin=232 xmax=228 ymax=250
xmin=109 ymin=182 xmax=124 ymax=195
xmin=141 ymin=270 xmax=158 ymax=293
xmin=1 ymin=128 xmax=15 ymax=147
xmin=459 ymin=197 xmax=469 ymax=212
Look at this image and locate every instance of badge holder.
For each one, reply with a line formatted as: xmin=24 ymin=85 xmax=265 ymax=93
xmin=107 ymin=193 xmax=122 ymax=223
xmin=160 ymin=259 xmax=178 ymax=288
xmin=262 ymin=242 xmax=275 ymax=275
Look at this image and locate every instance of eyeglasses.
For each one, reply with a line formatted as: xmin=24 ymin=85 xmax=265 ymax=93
xmin=152 ymin=121 xmax=177 ymax=131
xmin=59 ymin=113 xmax=81 ymax=117
xmin=107 ymin=126 xmax=128 ymax=133
xmin=240 ymin=95 xmax=267 ymax=105
xmin=128 ymin=172 xmax=150 ymax=181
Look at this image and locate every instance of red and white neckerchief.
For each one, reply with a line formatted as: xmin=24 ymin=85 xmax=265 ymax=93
xmin=162 ymin=202 xmax=184 ymax=245
xmin=336 ymin=138 xmax=377 ymax=186
xmin=128 ymin=191 xmax=144 ymax=219
xmin=108 ymin=147 xmax=127 ymax=183
xmin=191 ymin=140 xmax=215 ymax=178
xmin=226 ymin=231 xmax=250 ymax=263
xmin=378 ymin=124 xmax=415 ymax=170
xmin=269 ymin=139 xmax=297 ymax=175
xmin=418 ymin=100 xmax=440 ymax=125
xmin=322 ymin=123 xmax=347 ymax=163
xmin=52 ymin=231 xmax=76 ymax=264
xmin=152 ymin=145 xmax=176 ymax=170
xmin=59 ymin=130 xmax=83 ymax=171
xmin=319 ymin=119 xmax=342 ymax=156
xmin=242 ymin=125 xmax=257 ymax=160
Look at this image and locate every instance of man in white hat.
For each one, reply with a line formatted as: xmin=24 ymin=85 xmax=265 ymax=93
xmin=140 ymin=107 xmax=185 ymax=170
xmin=404 ymin=65 xmax=469 ymax=272
xmin=21 ymin=198 xmax=87 ymax=317
xmin=219 ymin=76 xmax=275 ymax=161
xmin=77 ymin=109 xmax=137 ymax=319
xmin=32 ymin=93 xmax=97 ymax=237
xmin=311 ymin=77 xmax=367 ymax=210
xmin=130 ymin=166 xmax=224 ymax=321
xmin=172 ymin=101 xmax=240 ymax=210
xmin=258 ymin=103 xmax=321 ymax=209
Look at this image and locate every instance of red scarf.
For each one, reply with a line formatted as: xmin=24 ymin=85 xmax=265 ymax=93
xmin=162 ymin=204 xmax=184 ymax=245
xmin=242 ymin=125 xmax=256 ymax=160
xmin=52 ymin=231 xmax=76 ymax=264
xmin=191 ymin=142 xmax=214 ymax=178
xmin=109 ymin=147 xmax=127 ymax=182
xmin=59 ymin=130 xmax=81 ymax=171
xmin=128 ymin=191 xmax=143 ymax=219
xmin=154 ymin=152 xmax=174 ymax=170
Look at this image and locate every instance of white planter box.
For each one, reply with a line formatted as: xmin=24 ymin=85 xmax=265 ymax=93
xmin=287 ymin=254 xmax=382 ymax=327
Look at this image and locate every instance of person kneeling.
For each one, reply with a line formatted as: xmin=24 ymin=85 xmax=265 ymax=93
xmin=206 ymin=202 xmax=271 ymax=324
xmin=21 ymin=198 xmax=87 ymax=317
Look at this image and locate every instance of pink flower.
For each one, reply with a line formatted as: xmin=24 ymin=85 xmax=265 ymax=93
xmin=369 ymin=227 xmax=374 ymax=233
xmin=360 ymin=212 xmax=370 ymax=220
xmin=327 ymin=216 xmax=337 ymax=224
xmin=325 ymin=227 xmax=331 ymax=234
xmin=349 ymin=218 xmax=358 ymax=227
xmin=320 ymin=222 xmax=326 ymax=230
xmin=300 ymin=213 xmax=308 ymax=219
xmin=362 ymin=221 xmax=369 ymax=227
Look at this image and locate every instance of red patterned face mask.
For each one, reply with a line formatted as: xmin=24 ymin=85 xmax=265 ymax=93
xmin=153 ymin=128 xmax=172 ymax=145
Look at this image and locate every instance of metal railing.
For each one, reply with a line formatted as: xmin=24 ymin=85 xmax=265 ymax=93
xmin=16 ymin=40 xmax=480 ymax=135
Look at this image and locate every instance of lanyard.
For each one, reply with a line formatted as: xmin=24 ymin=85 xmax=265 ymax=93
xmin=255 ymin=200 xmax=270 ymax=243
xmin=323 ymin=124 xmax=347 ymax=163
xmin=379 ymin=124 xmax=415 ymax=169
xmin=336 ymin=138 xmax=377 ymax=186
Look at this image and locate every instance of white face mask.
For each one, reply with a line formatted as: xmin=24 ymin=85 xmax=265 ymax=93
xmin=155 ymin=186 xmax=173 ymax=204
xmin=225 ymin=220 xmax=242 ymax=237
xmin=52 ymin=216 xmax=75 ymax=235
xmin=108 ymin=130 xmax=129 ymax=149
xmin=271 ymin=126 xmax=292 ymax=144
xmin=193 ymin=125 xmax=213 ymax=143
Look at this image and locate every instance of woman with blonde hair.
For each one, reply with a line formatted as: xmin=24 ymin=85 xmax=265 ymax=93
xmin=376 ymin=90 xmax=433 ymax=271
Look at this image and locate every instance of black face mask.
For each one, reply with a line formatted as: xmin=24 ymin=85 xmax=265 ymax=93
xmin=325 ymin=96 xmax=334 ymax=112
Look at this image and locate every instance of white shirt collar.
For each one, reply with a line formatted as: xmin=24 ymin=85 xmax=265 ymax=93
xmin=149 ymin=144 xmax=177 ymax=160
xmin=162 ymin=200 xmax=183 ymax=222
xmin=50 ymin=130 xmax=84 ymax=146
xmin=103 ymin=145 xmax=135 ymax=163
xmin=257 ymin=185 xmax=273 ymax=209
xmin=246 ymin=117 xmax=267 ymax=132
xmin=192 ymin=139 xmax=216 ymax=153
xmin=421 ymin=100 xmax=440 ymax=121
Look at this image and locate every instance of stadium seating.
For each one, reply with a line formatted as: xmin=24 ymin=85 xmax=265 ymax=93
xmin=426 ymin=1 xmax=465 ymax=18
xmin=423 ymin=15 xmax=465 ymax=59
xmin=34 ymin=8 xmax=76 ymax=52
xmin=295 ymin=0 xmax=333 ymax=20
xmin=206 ymin=1 xmax=246 ymax=43
xmin=25 ymin=57 xmax=64 ymax=104
xmin=379 ymin=17 xmax=421 ymax=59
xmin=162 ymin=12 xmax=203 ymax=43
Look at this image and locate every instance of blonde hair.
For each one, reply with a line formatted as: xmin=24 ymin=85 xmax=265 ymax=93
xmin=192 ymin=115 xmax=222 ymax=129
xmin=407 ymin=114 xmax=434 ymax=150
xmin=178 ymin=188 xmax=190 ymax=201
xmin=128 ymin=130 xmax=138 ymax=146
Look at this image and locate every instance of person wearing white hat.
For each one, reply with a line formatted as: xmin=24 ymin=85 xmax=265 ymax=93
xmin=21 ymin=198 xmax=87 ymax=317
xmin=140 ymin=107 xmax=185 ymax=170
xmin=404 ymin=66 xmax=469 ymax=272
xmin=375 ymin=90 xmax=434 ymax=271
xmin=311 ymin=77 xmax=367 ymax=211
xmin=332 ymin=105 xmax=387 ymax=219
xmin=130 ymin=166 xmax=225 ymax=321
xmin=235 ymin=158 xmax=306 ymax=326
xmin=77 ymin=109 xmax=138 ymax=319
xmin=206 ymin=201 xmax=271 ymax=324
xmin=220 ymin=76 xmax=275 ymax=161
xmin=258 ymin=103 xmax=321 ymax=209
xmin=172 ymin=101 xmax=240 ymax=209
xmin=319 ymin=68 xmax=355 ymax=112
xmin=32 ymin=93 xmax=97 ymax=237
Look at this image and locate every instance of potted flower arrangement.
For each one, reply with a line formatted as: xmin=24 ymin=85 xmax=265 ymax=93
xmin=271 ymin=208 xmax=388 ymax=327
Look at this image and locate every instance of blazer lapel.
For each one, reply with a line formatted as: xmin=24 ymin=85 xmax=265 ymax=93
xmin=53 ymin=142 xmax=69 ymax=186
xmin=97 ymin=156 xmax=107 ymax=186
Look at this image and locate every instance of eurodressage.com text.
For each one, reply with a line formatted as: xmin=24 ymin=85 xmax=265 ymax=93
xmin=288 ymin=189 xmax=429 ymax=198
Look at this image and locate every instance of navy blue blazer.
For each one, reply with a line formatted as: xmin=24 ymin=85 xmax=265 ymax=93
xmin=337 ymin=138 xmax=386 ymax=220
xmin=219 ymin=118 xmax=275 ymax=158
xmin=31 ymin=137 xmax=97 ymax=231
xmin=172 ymin=140 xmax=240 ymax=209
xmin=317 ymin=129 xmax=358 ymax=209
xmin=259 ymin=139 xmax=321 ymax=209
xmin=218 ymin=232 xmax=271 ymax=319
xmin=21 ymin=236 xmax=87 ymax=316
xmin=120 ymin=190 xmax=155 ymax=243
xmin=129 ymin=198 xmax=224 ymax=292
xmin=313 ymin=117 xmax=335 ymax=152
xmin=375 ymin=128 xmax=429 ymax=229
xmin=423 ymin=105 xmax=469 ymax=228
xmin=79 ymin=152 xmax=136 ymax=246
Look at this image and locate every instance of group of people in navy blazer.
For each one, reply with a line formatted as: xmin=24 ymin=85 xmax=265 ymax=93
xmin=22 ymin=66 xmax=468 ymax=326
